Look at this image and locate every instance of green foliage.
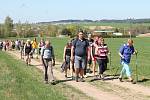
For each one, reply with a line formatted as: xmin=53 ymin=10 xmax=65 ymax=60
xmin=4 ymin=16 xmax=14 ymax=37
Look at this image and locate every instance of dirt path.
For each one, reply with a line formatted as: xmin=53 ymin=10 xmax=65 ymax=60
xmin=7 ymin=50 xmax=123 ymax=100
xmin=7 ymin=50 xmax=150 ymax=100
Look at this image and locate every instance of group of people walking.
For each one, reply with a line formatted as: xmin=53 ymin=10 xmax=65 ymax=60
xmin=0 ymin=31 xmax=137 ymax=85
xmin=62 ymin=30 xmax=137 ymax=84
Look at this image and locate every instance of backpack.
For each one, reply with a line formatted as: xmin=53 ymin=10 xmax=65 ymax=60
xmin=42 ymin=46 xmax=53 ymax=58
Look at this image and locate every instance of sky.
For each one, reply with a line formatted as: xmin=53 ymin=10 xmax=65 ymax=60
xmin=0 ymin=0 xmax=150 ymax=23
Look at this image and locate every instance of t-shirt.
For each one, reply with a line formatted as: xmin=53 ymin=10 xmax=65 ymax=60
xmin=96 ymin=44 xmax=109 ymax=59
xmin=41 ymin=46 xmax=54 ymax=59
xmin=119 ymin=44 xmax=135 ymax=64
xmin=72 ymin=38 xmax=89 ymax=57
xmin=65 ymin=47 xmax=71 ymax=56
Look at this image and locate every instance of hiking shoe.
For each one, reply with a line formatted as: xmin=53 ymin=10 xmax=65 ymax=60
xmin=101 ymin=74 xmax=105 ymax=81
xmin=132 ymin=80 xmax=136 ymax=84
xmin=84 ymin=75 xmax=88 ymax=78
xmin=119 ymin=77 xmax=123 ymax=82
xmin=50 ymin=80 xmax=56 ymax=85
xmin=71 ymin=76 xmax=75 ymax=80
xmin=65 ymin=75 xmax=67 ymax=78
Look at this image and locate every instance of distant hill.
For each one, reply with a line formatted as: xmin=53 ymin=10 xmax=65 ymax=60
xmin=37 ymin=18 xmax=150 ymax=24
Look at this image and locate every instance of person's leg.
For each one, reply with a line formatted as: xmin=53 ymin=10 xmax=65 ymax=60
xmin=84 ymin=58 xmax=87 ymax=76
xmin=123 ymin=63 xmax=132 ymax=81
xmin=92 ymin=60 xmax=96 ymax=76
xmin=43 ymin=59 xmax=48 ymax=82
xmin=96 ymin=59 xmax=103 ymax=78
xmin=75 ymin=68 xmax=79 ymax=82
xmin=64 ymin=66 xmax=68 ymax=78
xmin=35 ymin=49 xmax=38 ymax=59
xmin=39 ymin=48 xmax=41 ymax=55
xmin=70 ymin=60 xmax=75 ymax=79
xmin=48 ymin=60 xmax=55 ymax=82
xmin=74 ymin=56 xmax=80 ymax=82
xmin=119 ymin=62 xmax=126 ymax=82
xmin=88 ymin=59 xmax=92 ymax=73
xmin=26 ymin=54 xmax=29 ymax=65
xmin=28 ymin=54 xmax=31 ymax=65
xmin=80 ymin=57 xmax=86 ymax=81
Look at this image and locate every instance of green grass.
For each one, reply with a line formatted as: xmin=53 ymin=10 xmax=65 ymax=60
xmin=0 ymin=51 xmax=67 ymax=100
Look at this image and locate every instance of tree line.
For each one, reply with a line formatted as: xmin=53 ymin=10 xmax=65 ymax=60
xmin=1 ymin=16 xmax=150 ymax=38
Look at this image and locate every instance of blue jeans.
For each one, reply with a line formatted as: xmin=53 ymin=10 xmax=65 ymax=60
xmin=120 ymin=61 xmax=131 ymax=77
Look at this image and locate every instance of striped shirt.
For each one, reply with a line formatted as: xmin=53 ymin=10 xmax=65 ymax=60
xmin=95 ymin=44 xmax=109 ymax=59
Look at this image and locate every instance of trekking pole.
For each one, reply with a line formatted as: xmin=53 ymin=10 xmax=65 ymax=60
xmin=109 ymin=51 xmax=111 ymax=68
xmin=135 ymin=52 xmax=138 ymax=82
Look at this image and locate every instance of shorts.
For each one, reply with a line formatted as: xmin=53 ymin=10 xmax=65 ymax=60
xmin=74 ymin=56 xmax=86 ymax=69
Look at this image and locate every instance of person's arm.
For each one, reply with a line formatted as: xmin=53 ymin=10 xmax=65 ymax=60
xmin=63 ymin=46 xmax=66 ymax=62
xmin=71 ymin=46 xmax=74 ymax=61
xmin=118 ymin=52 xmax=124 ymax=59
xmin=24 ymin=44 xmax=26 ymax=55
xmin=118 ymin=45 xmax=124 ymax=59
xmin=87 ymin=46 xmax=91 ymax=61
xmin=90 ymin=46 xmax=94 ymax=60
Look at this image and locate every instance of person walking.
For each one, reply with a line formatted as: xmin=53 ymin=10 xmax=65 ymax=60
xmin=41 ymin=40 xmax=56 ymax=85
xmin=118 ymin=39 xmax=137 ymax=83
xmin=71 ymin=30 xmax=90 ymax=82
xmin=24 ymin=39 xmax=32 ymax=66
xmin=63 ymin=41 xmax=72 ymax=78
xmin=95 ymin=37 xmax=109 ymax=80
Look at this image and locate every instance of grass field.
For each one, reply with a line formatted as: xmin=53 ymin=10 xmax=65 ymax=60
xmin=0 ymin=51 xmax=67 ymax=100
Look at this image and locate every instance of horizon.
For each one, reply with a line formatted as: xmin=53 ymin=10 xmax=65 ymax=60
xmin=0 ymin=0 xmax=150 ymax=23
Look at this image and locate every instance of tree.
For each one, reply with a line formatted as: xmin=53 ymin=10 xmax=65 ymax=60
xmin=4 ymin=16 xmax=13 ymax=37
xmin=45 ymin=25 xmax=58 ymax=37
xmin=61 ymin=28 xmax=71 ymax=35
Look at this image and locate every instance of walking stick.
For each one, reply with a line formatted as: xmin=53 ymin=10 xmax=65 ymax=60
xmin=109 ymin=51 xmax=111 ymax=68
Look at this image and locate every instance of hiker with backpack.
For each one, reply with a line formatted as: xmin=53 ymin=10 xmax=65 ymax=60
xmin=62 ymin=41 xmax=72 ymax=78
xmin=94 ymin=37 xmax=109 ymax=80
xmin=71 ymin=30 xmax=90 ymax=82
xmin=24 ymin=39 xmax=32 ymax=66
xmin=41 ymin=40 xmax=56 ymax=84
xmin=118 ymin=39 xmax=137 ymax=83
